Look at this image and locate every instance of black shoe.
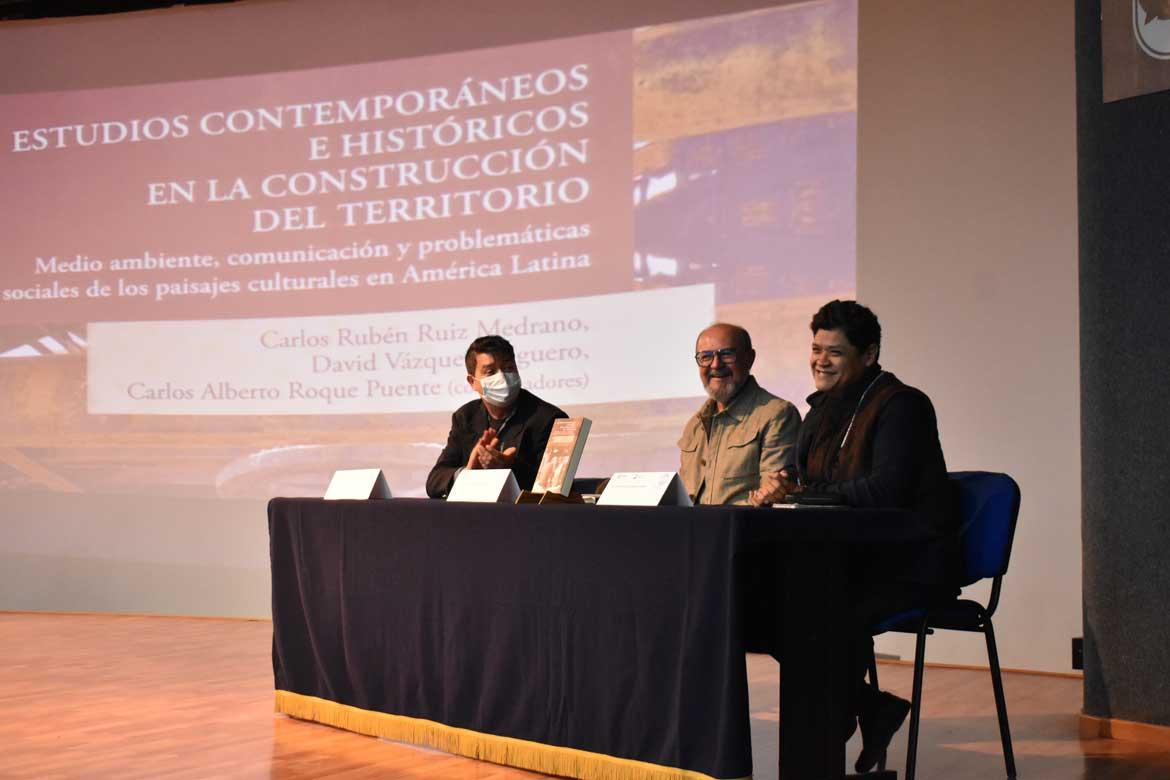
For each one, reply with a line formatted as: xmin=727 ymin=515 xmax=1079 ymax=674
xmin=854 ymin=690 xmax=911 ymax=773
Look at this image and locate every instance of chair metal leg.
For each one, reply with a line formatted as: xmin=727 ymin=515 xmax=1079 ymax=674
xmin=867 ymin=651 xmax=887 ymax=772
xmin=983 ymin=620 xmax=1017 ymax=778
xmin=904 ymin=623 xmax=928 ymax=780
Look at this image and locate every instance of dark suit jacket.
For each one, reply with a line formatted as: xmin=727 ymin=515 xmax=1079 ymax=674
xmin=425 ymin=389 xmax=567 ymax=498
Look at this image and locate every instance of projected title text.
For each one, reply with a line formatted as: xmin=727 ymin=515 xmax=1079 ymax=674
xmin=12 ymin=66 xmax=593 ymax=234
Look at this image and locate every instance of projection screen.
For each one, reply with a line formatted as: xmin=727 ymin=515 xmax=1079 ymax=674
xmin=1 ymin=0 xmax=856 ymax=505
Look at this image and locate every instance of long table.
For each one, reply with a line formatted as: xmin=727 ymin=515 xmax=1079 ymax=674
xmin=269 ymin=498 xmax=925 ymax=780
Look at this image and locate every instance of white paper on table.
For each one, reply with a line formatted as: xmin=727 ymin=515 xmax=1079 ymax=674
xmin=447 ymin=469 xmax=520 ymax=503
xmin=323 ymin=468 xmax=392 ymax=500
xmin=596 ymin=471 xmax=692 ymax=507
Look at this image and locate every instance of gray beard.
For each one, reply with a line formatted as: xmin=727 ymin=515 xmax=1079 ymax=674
xmin=705 ymin=377 xmax=741 ymax=407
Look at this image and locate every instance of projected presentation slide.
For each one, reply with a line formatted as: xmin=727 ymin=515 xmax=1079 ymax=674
xmin=0 ymin=0 xmax=856 ymax=498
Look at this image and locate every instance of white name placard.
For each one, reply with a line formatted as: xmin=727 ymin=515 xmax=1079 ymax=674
xmin=447 ymin=469 xmax=521 ymax=503
xmin=596 ymin=472 xmax=693 ymax=507
xmin=323 ymin=468 xmax=392 ymax=500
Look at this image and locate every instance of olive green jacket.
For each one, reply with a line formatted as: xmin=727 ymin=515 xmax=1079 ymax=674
xmin=677 ymin=376 xmax=801 ymax=505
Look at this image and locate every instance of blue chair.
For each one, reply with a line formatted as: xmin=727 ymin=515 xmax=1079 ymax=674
xmin=868 ymin=471 xmax=1021 ymax=780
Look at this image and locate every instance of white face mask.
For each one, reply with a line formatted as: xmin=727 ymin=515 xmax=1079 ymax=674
xmin=479 ymin=371 xmax=521 ymax=407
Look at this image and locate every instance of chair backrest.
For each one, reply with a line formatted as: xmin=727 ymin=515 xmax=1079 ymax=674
xmin=949 ymin=471 xmax=1021 ymax=587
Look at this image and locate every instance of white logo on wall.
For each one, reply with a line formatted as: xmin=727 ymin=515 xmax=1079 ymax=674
xmin=1134 ymin=0 xmax=1170 ymax=59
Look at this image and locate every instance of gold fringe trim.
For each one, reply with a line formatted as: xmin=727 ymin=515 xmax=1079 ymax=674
xmin=275 ymin=690 xmax=749 ymax=780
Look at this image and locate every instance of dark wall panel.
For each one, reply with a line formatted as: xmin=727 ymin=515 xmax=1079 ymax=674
xmin=1078 ymin=0 xmax=1170 ymax=726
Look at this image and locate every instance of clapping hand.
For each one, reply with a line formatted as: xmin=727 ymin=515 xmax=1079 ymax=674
xmin=466 ymin=428 xmax=518 ymax=470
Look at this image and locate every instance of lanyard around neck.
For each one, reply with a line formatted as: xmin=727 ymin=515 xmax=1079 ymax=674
xmin=487 ymin=408 xmax=516 ymax=438
xmin=839 ymin=370 xmax=885 ymax=451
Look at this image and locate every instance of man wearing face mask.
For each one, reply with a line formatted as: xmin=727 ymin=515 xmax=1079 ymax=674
xmin=677 ymin=323 xmax=801 ymax=505
xmin=425 ymin=334 xmax=567 ymax=498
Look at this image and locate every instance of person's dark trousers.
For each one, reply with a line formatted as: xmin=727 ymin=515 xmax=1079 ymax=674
xmin=737 ymin=540 xmax=958 ymax=746
xmin=846 ymin=581 xmax=957 ymax=736
xmin=739 ymin=552 xmax=953 ymax=730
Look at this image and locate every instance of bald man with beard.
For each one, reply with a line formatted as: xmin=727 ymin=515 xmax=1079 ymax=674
xmin=677 ymin=323 xmax=801 ymax=506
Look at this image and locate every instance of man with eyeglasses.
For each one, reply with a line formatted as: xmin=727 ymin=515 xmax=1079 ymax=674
xmin=677 ymin=323 xmax=801 ymax=505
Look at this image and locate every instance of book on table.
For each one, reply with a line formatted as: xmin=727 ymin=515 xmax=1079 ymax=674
xmin=532 ymin=417 xmax=591 ymax=496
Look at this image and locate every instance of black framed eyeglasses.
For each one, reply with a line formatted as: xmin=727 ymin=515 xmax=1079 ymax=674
xmin=694 ymin=348 xmax=738 ymax=366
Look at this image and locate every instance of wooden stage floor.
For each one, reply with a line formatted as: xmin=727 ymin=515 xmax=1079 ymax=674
xmin=2 ymin=612 xmax=1168 ymax=779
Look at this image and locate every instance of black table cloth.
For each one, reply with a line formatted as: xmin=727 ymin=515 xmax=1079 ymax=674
xmin=269 ymin=498 xmax=922 ymax=780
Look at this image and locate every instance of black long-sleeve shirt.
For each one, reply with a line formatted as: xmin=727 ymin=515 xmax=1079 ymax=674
xmin=797 ymin=368 xmax=959 ymax=584
xmin=799 ymin=391 xmax=940 ymax=507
